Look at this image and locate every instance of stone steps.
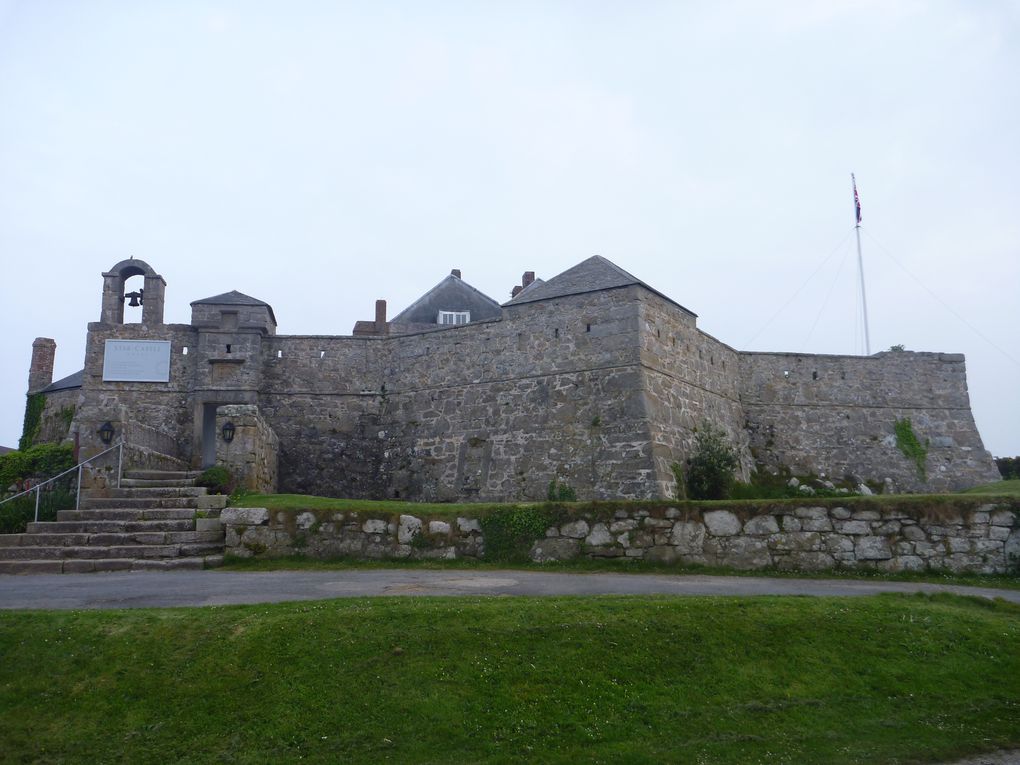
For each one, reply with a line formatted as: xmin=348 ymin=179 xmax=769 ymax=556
xmin=79 ymin=496 xmax=202 ymax=510
xmin=0 ymin=555 xmax=224 ymax=575
xmin=0 ymin=530 xmax=223 ymax=547
xmin=0 ymin=541 xmax=224 ymax=561
xmin=120 ymin=478 xmax=200 ymax=488
xmin=103 ymin=487 xmax=208 ymax=499
xmin=58 ymin=508 xmax=202 ymax=521
xmin=27 ymin=520 xmax=199 ymax=533
xmin=123 ymin=470 xmax=202 ymax=481
xmin=0 ymin=469 xmax=226 ymax=575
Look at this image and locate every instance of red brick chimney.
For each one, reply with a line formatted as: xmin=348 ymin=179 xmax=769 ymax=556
xmin=523 ymin=271 xmax=535 ymax=287
xmin=28 ymin=338 xmax=55 ymax=393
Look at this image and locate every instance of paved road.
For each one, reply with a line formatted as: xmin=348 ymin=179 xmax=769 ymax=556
xmin=1 ymin=568 xmax=1019 ymax=609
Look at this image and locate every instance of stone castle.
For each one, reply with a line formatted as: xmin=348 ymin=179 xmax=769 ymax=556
xmin=25 ymin=256 xmax=999 ymax=500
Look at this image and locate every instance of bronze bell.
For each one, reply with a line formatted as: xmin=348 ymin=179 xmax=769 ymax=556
xmin=125 ymin=290 xmax=143 ymax=307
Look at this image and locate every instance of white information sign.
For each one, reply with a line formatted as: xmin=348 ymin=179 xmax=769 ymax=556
xmin=102 ymin=340 xmax=172 ymax=382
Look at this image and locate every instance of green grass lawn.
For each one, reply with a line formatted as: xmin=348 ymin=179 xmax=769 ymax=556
xmin=963 ymin=479 xmax=1020 ymax=496
xmin=2 ymin=593 xmax=1019 ymax=764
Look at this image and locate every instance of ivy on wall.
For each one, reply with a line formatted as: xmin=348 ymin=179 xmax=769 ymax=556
xmin=894 ymin=418 xmax=929 ymax=480
xmin=18 ymin=393 xmax=46 ymax=451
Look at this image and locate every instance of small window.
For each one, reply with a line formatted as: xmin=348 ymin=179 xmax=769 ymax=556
xmin=182 ymin=346 xmax=188 ymax=355
xmin=437 ymin=310 xmax=470 ymax=325
xmin=226 ymin=344 xmax=232 ymax=354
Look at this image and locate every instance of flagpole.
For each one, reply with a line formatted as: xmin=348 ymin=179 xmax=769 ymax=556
xmin=853 ymin=174 xmax=871 ymax=355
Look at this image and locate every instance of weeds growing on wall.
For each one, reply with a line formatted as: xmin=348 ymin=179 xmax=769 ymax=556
xmin=18 ymin=393 xmax=46 ymax=451
xmin=480 ymin=506 xmax=565 ymax=561
xmin=546 ymin=479 xmax=577 ymax=502
xmin=670 ymin=462 xmax=687 ymax=499
xmin=894 ymin=418 xmax=929 ymax=480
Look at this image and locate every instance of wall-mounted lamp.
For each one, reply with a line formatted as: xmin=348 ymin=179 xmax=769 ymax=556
xmin=221 ymin=422 xmax=235 ymax=443
xmin=98 ymin=421 xmax=115 ymax=445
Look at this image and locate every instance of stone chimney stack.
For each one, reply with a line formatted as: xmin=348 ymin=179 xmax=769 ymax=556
xmin=374 ymin=299 xmax=388 ymax=335
xmin=451 ymin=269 xmax=461 ymax=279
xmin=29 ymin=338 xmax=56 ymax=393
xmin=511 ymin=271 xmax=536 ymax=298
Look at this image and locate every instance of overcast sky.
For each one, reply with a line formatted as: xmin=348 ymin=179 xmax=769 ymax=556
xmin=1 ymin=1 xmax=1017 ymax=459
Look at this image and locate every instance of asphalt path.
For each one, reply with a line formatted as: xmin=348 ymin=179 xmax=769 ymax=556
xmin=1 ymin=568 xmax=1019 ymax=609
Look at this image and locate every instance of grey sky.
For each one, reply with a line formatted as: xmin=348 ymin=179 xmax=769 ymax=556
xmin=1 ymin=1 xmax=1017 ymax=458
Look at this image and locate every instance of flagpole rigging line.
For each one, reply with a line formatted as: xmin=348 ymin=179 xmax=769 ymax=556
xmin=861 ymin=228 xmax=1020 ymax=369
xmin=852 ymin=174 xmax=871 ymax=356
xmin=743 ymin=226 xmax=856 ymax=348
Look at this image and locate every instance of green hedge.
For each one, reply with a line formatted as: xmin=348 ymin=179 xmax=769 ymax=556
xmin=0 ymin=443 xmax=76 ymax=534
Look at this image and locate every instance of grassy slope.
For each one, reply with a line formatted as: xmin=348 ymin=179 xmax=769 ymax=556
xmin=2 ymin=594 xmax=1019 ymax=764
xmin=963 ymin=480 xmax=1020 ymax=496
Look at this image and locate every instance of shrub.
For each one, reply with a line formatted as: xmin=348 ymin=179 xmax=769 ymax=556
xmin=196 ymin=466 xmax=234 ymax=495
xmin=685 ymin=423 xmax=739 ymax=500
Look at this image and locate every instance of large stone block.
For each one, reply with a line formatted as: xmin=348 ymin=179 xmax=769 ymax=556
xmin=855 ymin=536 xmax=892 ymax=560
xmin=530 ymin=537 xmax=580 ymax=562
xmin=703 ymin=510 xmax=741 ymax=537
xmin=221 ymin=507 xmax=269 ymax=526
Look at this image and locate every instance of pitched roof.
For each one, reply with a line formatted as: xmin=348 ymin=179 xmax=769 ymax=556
xmin=391 ymin=274 xmax=502 ymax=325
xmin=41 ymin=369 xmax=83 ymax=393
xmin=190 ymin=290 xmax=277 ymax=324
xmin=503 ymin=255 xmax=696 ymax=316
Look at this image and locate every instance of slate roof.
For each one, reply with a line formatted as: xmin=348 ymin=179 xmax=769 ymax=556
xmin=503 ymin=255 xmax=696 ymax=316
xmin=41 ymin=369 xmax=83 ymax=393
xmin=391 ymin=274 xmax=502 ymax=325
xmin=190 ymin=290 xmax=277 ymax=324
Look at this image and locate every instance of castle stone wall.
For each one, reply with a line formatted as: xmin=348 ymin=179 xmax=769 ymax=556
xmin=377 ymin=288 xmax=657 ymax=501
xmin=637 ymin=292 xmax=752 ymax=497
xmin=739 ymin=351 xmax=1000 ymax=491
xmin=75 ymin=323 xmax=198 ymax=461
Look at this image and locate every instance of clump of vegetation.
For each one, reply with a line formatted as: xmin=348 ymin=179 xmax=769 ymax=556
xmin=480 ymin=506 xmax=564 ymax=561
xmin=546 ymin=479 xmax=577 ymax=502
xmin=196 ymin=465 xmax=235 ymax=495
xmin=894 ymin=418 xmax=929 ymax=479
xmin=685 ymin=422 xmax=739 ymax=500
xmin=0 ymin=443 xmax=75 ymax=491
xmin=0 ymin=443 xmax=77 ymax=533
xmin=670 ymin=461 xmax=687 ymax=499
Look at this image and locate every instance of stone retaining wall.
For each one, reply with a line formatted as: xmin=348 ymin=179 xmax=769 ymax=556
xmin=223 ymin=499 xmax=1020 ymax=574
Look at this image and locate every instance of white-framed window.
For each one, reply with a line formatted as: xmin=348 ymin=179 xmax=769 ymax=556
xmin=438 ymin=310 xmax=470 ymax=325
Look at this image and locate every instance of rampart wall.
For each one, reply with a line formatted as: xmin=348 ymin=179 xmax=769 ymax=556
xmin=62 ymin=277 xmax=998 ymax=501
xmin=739 ymin=351 xmax=1000 ymax=491
xmin=636 ymin=291 xmax=751 ymax=497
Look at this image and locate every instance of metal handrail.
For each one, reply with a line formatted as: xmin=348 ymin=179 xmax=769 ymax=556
xmin=0 ymin=441 xmax=124 ymax=523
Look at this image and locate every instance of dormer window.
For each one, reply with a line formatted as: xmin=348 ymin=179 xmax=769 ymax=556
xmin=438 ymin=310 xmax=470 ymax=325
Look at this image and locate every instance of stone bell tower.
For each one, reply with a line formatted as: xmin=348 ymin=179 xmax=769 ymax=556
xmin=100 ymin=257 xmax=166 ymax=325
